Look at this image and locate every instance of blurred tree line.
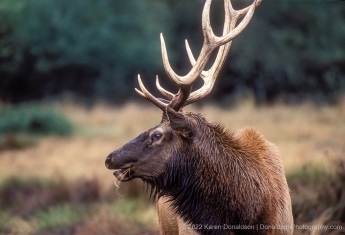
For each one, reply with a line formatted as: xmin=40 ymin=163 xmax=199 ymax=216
xmin=0 ymin=0 xmax=344 ymax=104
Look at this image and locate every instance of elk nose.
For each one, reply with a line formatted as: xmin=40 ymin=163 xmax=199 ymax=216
xmin=105 ymin=154 xmax=113 ymax=169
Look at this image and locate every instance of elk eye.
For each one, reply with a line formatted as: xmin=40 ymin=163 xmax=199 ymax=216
xmin=152 ymin=132 xmax=163 ymax=142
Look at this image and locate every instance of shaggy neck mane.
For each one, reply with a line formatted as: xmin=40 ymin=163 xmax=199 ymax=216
xmin=145 ymin=113 xmax=267 ymax=235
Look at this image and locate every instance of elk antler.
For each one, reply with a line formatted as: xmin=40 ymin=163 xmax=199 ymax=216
xmin=135 ymin=0 xmax=262 ymax=111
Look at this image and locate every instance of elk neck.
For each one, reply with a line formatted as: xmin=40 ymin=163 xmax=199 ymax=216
xmin=147 ymin=112 xmax=269 ymax=234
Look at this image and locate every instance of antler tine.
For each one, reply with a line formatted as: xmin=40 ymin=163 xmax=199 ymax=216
xmin=182 ymin=0 xmax=261 ymax=107
xmin=185 ymin=39 xmax=208 ymax=79
xmin=213 ymin=0 xmax=259 ymax=47
xmin=156 ymin=76 xmax=174 ymax=100
xmin=237 ymin=0 xmax=262 ymax=17
xmin=160 ymin=33 xmax=212 ymax=88
xmin=135 ymin=75 xmax=168 ymax=111
xmin=183 ymin=0 xmax=232 ymax=106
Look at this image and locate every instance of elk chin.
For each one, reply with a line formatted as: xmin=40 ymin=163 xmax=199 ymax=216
xmin=113 ymin=167 xmax=133 ymax=182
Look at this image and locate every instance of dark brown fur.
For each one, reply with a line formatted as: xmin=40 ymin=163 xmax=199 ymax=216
xmin=106 ymin=107 xmax=293 ymax=235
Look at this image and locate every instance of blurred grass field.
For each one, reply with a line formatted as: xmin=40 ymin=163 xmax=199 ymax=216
xmin=0 ymin=99 xmax=344 ymax=234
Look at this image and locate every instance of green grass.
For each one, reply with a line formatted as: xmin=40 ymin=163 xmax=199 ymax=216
xmin=34 ymin=204 xmax=82 ymax=232
xmin=287 ymin=159 xmax=345 ymax=233
xmin=287 ymin=164 xmax=326 ymax=184
xmin=0 ymin=133 xmax=38 ymax=150
xmin=0 ymin=103 xmax=73 ymax=151
xmin=0 ymin=103 xmax=73 ymax=137
xmin=0 ymin=175 xmax=158 ymax=234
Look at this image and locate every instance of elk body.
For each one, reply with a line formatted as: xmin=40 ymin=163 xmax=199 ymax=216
xmin=105 ymin=0 xmax=293 ymax=234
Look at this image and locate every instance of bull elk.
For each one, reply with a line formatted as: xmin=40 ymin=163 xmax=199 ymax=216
xmin=105 ymin=0 xmax=293 ymax=234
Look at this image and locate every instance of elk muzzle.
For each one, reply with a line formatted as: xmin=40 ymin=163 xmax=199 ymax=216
xmin=105 ymin=150 xmax=136 ymax=181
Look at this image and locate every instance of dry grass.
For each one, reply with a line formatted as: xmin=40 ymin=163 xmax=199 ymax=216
xmin=0 ymin=99 xmax=344 ymax=234
xmin=2 ymin=99 xmax=344 ymax=180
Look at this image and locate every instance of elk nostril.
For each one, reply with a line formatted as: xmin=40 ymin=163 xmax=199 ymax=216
xmin=105 ymin=155 xmax=112 ymax=168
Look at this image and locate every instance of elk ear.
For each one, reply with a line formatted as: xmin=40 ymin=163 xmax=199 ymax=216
xmin=166 ymin=107 xmax=193 ymax=139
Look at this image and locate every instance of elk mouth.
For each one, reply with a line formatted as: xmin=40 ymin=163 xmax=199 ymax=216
xmin=113 ymin=167 xmax=133 ymax=182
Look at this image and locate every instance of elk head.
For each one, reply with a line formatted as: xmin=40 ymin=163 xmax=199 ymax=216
xmin=105 ymin=0 xmax=261 ymax=187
